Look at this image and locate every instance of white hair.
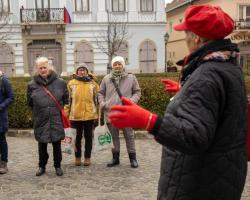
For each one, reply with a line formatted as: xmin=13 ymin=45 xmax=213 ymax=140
xmin=35 ymin=57 xmax=49 ymax=66
xmin=185 ymin=30 xmax=210 ymax=44
xmin=34 ymin=56 xmax=53 ymax=75
xmin=35 ymin=56 xmax=54 ymax=70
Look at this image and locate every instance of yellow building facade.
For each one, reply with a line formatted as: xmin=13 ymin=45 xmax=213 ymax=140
xmin=166 ymin=0 xmax=250 ymax=71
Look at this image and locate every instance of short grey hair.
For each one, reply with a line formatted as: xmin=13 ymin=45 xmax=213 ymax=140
xmin=35 ymin=56 xmax=54 ymax=71
xmin=185 ymin=30 xmax=210 ymax=44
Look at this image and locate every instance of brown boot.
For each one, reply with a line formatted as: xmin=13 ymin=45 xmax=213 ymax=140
xmin=75 ymin=157 xmax=81 ymax=166
xmin=0 ymin=161 xmax=8 ymax=174
xmin=83 ymin=158 xmax=91 ymax=166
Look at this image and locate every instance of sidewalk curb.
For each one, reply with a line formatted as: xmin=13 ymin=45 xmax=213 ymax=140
xmin=7 ymin=129 xmax=153 ymax=139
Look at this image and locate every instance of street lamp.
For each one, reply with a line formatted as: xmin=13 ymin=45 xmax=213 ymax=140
xmin=164 ymin=32 xmax=169 ymax=72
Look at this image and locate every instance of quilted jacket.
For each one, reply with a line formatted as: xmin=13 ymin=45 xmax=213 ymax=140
xmin=151 ymin=39 xmax=248 ymax=200
xmin=27 ymin=71 xmax=69 ymax=143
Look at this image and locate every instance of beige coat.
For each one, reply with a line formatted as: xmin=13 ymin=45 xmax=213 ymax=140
xmin=98 ymin=72 xmax=141 ymax=122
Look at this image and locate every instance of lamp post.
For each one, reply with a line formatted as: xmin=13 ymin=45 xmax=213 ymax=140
xmin=164 ymin=32 xmax=169 ymax=72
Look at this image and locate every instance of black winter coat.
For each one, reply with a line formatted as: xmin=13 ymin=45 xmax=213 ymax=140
xmin=27 ymin=71 xmax=69 ymax=143
xmin=151 ymin=39 xmax=247 ymax=200
xmin=0 ymin=75 xmax=14 ymax=133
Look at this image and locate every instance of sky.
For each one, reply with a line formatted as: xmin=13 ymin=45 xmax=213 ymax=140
xmin=165 ymin=0 xmax=174 ymax=3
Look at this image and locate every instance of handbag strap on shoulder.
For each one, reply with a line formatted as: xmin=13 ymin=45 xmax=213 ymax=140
xmin=110 ymin=78 xmax=122 ymax=99
xmin=41 ymin=86 xmax=63 ymax=111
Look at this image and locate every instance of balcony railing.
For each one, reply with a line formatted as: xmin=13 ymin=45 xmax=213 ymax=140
xmin=20 ymin=8 xmax=64 ymax=23
xmin=235 ymin=19 xmax=250 ymax=30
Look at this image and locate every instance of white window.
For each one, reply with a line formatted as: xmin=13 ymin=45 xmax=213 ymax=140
xmin=112 ymin=0 xmax=125 ymax=12
xmin=35 ymin=0 xmax=50 ymax=9
xmin=75 ymin=0 xmax=89 ymax=12
xmin=0 ymin=0 xmax=10 ymax=13
xmin=239 ymin=5 xmax=250 ymax=20
xmin=140 ymin=0 xmax=153 ymax=12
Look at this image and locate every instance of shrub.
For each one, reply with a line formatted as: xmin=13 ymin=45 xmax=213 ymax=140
xmin=6 ymin=73 xmax=250 ymax=128
xmin=7 ymin=74 xmax=172 ymax=128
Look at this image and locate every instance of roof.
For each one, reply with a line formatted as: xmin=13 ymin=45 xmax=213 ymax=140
xmin=166 ymin=0 xmax=195 ymax=13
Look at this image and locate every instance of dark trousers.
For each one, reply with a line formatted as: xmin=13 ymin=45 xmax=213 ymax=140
xmin=0 ymin=132 xmax=8 ymax=162
xmin=38 ymin=141 xmax=62 ymax=168
xmin=71 ymin=120 xmax=94 ymax=159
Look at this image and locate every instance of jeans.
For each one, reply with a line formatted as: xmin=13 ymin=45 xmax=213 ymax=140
xmin=0 ymin=132 xmax=8 ymax=162
xmin=38 ymin=141 xmax=62 ymax=168
xmin=71 ymin=120 xmax=94 ymax=159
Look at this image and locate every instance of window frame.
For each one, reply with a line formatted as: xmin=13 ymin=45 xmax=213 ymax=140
xmin=75 ymin=0 xmax=90 ymax=12
xmin=140 ymin=0 xmax=154 ymax=12
xmin=0 ymin=0 xmax=10 ymax=13
xmin=239 ymin=4 xmax=250 ymax=20
xmin=35 ymin=0 xmax=50 ymax=9
xmin=112 ymin=0 xmax=126 ymax=12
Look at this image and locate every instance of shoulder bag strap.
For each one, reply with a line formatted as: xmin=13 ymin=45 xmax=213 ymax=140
xmin=41 ymin=85 xmax=63 ymax=111
xmin=110 ymin=78 xmax=122 ymax=99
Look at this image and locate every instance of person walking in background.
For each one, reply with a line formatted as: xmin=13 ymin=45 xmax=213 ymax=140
xmin=27 ymin=57 xmax=68 ymax=176
xmin=109 ymin=5 xmax=247 ymax=200
xmin=64 ymin=63 xmax=99 ymax=166
xmin=0 ymin=70 xmax=14 ymax=174
xmin=98 ymin=56 xmax=141 ymax=168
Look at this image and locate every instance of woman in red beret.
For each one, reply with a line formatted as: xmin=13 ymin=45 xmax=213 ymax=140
xmin=109 ymin=4 xmax=247 ymax=200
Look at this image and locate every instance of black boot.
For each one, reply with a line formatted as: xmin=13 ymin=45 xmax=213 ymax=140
xmin=107 ymin=152 xmax=120 ymax=167
xmin=129 ymin=153 xmax=138 ymax=168
xmin=36 ymin=167 xmax=46 ymax=176
xmin=55 ymin=168 xmax=63 ymax=176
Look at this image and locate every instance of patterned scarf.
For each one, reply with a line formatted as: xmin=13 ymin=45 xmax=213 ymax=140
xmin=111 ymin=69 xmax=124 ymax=81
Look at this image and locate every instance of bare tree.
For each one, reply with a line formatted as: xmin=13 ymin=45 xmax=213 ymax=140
xmin=96 ymin=12 xmax=129 ymax=74
xmin=0 ymin=0 xmax=11 ymax=41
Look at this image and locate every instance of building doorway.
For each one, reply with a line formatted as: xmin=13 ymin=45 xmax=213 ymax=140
xmin=27 ymin=39 xmax=62 ymax=75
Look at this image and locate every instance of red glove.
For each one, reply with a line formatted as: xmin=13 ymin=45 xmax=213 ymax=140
xmin=161 ymin=79 xmax=180 ymax=93
xmin=109 ymin=97 xmax=157 ymax=130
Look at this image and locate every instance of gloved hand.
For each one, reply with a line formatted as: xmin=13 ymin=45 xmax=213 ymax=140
xmin=161 ymin=79 xmax=180 ymax=93
xmin=109 ymin=97 xmax=156 ymax=130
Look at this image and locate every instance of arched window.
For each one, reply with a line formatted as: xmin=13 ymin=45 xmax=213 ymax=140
xmin=139 ymin=39 xmax=157 ymax=73
xmin=0 ymin=42 xmax=14 ymax=77
xmin=114 ymin=41 xmax=128 ymax=64
xmin=74 ymin=41 xmax=94 ymax=72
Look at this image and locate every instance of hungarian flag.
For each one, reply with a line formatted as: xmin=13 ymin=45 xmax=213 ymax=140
xmin=64 ymin=7 xmax=72 ymax=24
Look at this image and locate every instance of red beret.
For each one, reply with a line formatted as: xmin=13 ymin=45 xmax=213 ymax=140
xmin=174 ymin=5 xmax=234 ymax=39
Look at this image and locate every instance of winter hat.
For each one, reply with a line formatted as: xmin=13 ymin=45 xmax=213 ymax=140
xmin=174 ymin=5 xmax=234 ymax=40
xmin=111 ymin=56 xmax=125 ymax=68
xmin=76 ymin=63 xmax=89 ymax=74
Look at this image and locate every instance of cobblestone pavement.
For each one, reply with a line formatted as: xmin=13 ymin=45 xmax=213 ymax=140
xmin=0 ymin=136 xmax=249 ymax=200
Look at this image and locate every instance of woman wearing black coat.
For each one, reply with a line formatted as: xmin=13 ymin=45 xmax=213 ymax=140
xmin=109 ymin=5 xmax=247 ymax=200
xmin=0 ymin=71 xmax=14 ymax=174
xmin=27 ymin=57 xmax=69 ymax=176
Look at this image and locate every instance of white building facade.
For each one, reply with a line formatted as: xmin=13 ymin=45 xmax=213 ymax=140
xmin=0 ymin=0 xmax=166 ymax=76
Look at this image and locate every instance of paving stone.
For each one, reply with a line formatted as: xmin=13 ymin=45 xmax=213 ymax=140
xmin=0 ymin=136 xmax=249 ymax=199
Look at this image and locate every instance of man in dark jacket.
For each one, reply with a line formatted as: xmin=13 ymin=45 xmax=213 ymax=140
xmin=0 ymin=71 xmax=14 ymax=174
xmin=27 ymin=57 xmax=69 ymax=176
xmin=108 ymin=5 xmax=247 ymax=200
